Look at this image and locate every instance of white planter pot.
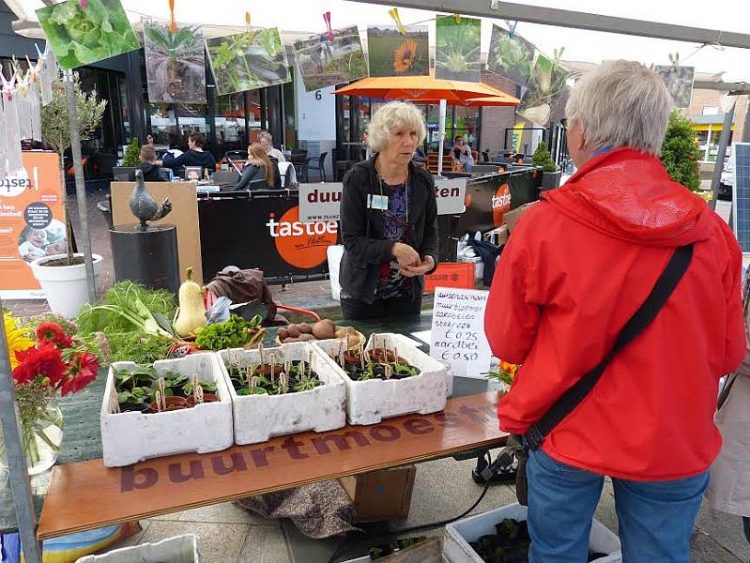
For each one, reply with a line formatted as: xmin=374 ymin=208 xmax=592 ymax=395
xmin=313 ymin=333 xmax=448 ymax=425
xmin=30 ymin=253 xmax=102 ymax=319
xmin=217 ymin=342 xmax=347 ymax=445
xmin=443 ymin=502 xmax=621 ymax=563
xmin=101 ymin=354 xmax=234 ymax=468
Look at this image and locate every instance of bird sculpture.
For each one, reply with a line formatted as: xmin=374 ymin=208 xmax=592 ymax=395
xmin=129 ymin=169 xmax=172 ymax=230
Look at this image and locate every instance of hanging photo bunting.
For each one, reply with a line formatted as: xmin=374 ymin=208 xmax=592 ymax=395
xmin=36 ymin=0 xmax=140 ymax=70
xmin=293 ymin=25 xmax=368 ymax=92
xmin=38 ymin=45 xmax=58 ymax=107
xmin=487 ymin=25 xmax=536 ymax=88
xmin=435 ymin=15 xmax=481 ymax=82
xmin=654 ymin=65 xmax=695 ymax=109
xmin=517 ymin=54 xmax=570 ymax=126
xmin=366 ymin=25 xmax=429 ymax=77
xmin=144 ymin=21 xmax=206 ymax=104
xmin=206 ymin=28 xmax=290 ymax=96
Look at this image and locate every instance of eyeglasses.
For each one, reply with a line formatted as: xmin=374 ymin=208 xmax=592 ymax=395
xmin=560 ymin=118 xmax=568 ymax=131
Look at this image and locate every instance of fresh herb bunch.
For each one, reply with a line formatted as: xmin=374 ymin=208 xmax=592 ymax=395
xmin=194 ymin=314 xmax=263 ymax=350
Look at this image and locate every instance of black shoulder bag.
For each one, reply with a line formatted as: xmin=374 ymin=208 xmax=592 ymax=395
xmin=484 ymin=244 xmax=694 ymax=505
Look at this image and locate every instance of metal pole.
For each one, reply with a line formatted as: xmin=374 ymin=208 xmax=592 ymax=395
xmin=437 ymin=99 xmax=447 ymax=177
xmin=0 ymin=298 xmax=43 ymax=563
xmin=743 ymin=96 xmax=750 ymax=143
xmin=63 ymin=71 xmax=96 ymax=303
xmin=709 ymin=101 xmax=735 ymax=210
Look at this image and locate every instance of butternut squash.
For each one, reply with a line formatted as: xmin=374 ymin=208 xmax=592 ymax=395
xmin=174 ymin=267 xmax=207 ymax=337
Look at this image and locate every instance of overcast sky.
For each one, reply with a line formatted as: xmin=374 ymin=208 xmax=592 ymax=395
xmin=13 ymin=0 xmax=750 ymax=80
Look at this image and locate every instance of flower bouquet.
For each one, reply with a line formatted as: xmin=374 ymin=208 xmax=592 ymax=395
xmin=2 ymin=312 xmax=101 ymax=475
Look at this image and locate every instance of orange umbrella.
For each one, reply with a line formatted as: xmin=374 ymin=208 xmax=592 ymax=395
xmin=333 ymin=73 xmax=519 ymax=107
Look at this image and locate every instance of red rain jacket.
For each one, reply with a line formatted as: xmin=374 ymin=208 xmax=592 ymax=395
xmin=486 ymin=147 xmax=745 ymax=480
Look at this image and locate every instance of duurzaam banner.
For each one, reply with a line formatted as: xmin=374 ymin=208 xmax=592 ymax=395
xmin=0 ymin=152 xmax=66 ymax=299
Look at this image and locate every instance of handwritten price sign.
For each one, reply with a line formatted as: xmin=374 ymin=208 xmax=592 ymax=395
xmin=430 ymin=287 xmax=492 ymax=378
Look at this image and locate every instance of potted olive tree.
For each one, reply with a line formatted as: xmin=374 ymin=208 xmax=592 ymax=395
xmin=532 ymin=143 xmax=561 ymax=189
xmin=31 ymin=74 xmax=107 ymax=318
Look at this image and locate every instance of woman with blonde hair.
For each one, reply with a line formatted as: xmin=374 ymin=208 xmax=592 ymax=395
xmin=233 ymin=143 xmax=275 ymax=190
xmin=339 ymin=101 xmax=438 ymax=320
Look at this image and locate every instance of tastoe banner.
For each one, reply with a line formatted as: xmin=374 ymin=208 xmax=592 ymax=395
xmin=298 ymin=179 xmax=467 ymax=223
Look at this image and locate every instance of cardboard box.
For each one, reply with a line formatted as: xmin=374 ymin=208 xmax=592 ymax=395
xmin=503 ymin=201 xmax=539 ymax=233
xmin=339 ymin=465 xmax=417 ymax=522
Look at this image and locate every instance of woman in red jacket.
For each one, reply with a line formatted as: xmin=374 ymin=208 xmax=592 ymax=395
xmin=486 ymin=60 xmax=745 ymax=562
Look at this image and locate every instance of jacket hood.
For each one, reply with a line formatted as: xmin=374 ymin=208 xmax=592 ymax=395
xmin=544 ymin=147 xmax=711 ymax=247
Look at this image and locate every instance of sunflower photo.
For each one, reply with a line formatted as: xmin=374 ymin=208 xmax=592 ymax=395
xmin=206 ymin=28 xmax=290 ymax=96
xmin=654 ymin=65 xmax=695 ymax=109
xmin=37 ymin=0 xmax=140 ymax=70
xmin=517 ymin=54 xmax=570 ymax=125
xmin=293 ymin=26 xmax=368 ymax=91
xmin=487 ymin=25 xmax=536 ymax=88
xmin=435 ymin=15 xmax=481 ymax=82
xmin=144 ymin=21 xmax=206 ymax=104
xmin=367 ymin=26 xmax=428 ymax=77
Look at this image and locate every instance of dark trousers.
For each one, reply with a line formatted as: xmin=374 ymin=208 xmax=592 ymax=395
xmin=340 ymin=292 xmax=422 ymax=320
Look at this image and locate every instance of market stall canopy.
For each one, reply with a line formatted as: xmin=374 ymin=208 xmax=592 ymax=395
xmin=333 ymin=74 xmax=520 ymax=107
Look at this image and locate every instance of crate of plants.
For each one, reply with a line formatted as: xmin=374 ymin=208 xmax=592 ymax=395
xmin=100 ymin=353 xmax=233 ymax=467
xmin=217 ymin=342 xmax=346 ymax=445
xmin=313 ymin=333 xmax=447 ymax=425
xmin=443 ymin=503 xmax=621 ymax=563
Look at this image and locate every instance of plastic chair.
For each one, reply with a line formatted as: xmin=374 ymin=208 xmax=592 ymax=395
xmin=305 ymin=152 xmax=328 ymax=182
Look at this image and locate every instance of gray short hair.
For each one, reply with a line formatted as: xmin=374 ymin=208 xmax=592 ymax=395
xmin=565 ymin=60 xmax=672 ymax=156
xmin=259 ymin=131 xmax=272 ymax=142
xmin=368 ymin=101 xmax=427 ymax=154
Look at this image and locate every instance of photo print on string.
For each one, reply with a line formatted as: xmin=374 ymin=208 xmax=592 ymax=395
xmin=435 ymin=15 xmax=482 ymax=82
xmin=487 ymin=24 xmax=536 ymax=89
xmin=654 ymin=65 xmax=695 ymax=109
xmin=367 ymin=25 xmax=429 ymax=77
xmin=293 ymin=26 xmax=368 ymax=92
xmin=206 ymin=28 xmax=291 ymax=96
xmin=517 ymin=52 xmax=570 ymax=126
xmin=144 ymin=21 xmax=207 ymax=104
xmin=36 ymin=0 xmax=140 ymax=70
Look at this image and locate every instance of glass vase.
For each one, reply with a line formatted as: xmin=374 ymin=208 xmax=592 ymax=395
xmin=21 ymin=399 xmax=64 ymax=476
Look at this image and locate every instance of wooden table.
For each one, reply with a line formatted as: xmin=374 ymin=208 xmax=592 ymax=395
xmin=36 ymin=392 xmax=505 ymax=539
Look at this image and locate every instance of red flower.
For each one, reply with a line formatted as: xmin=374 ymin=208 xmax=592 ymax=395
xmin=36 ymin=322 xmax=73 ymax=349
xmin=60 ymin=352 xmax=99 ymax=396
xmin=12 ymin=343 xmax=66 ymax=386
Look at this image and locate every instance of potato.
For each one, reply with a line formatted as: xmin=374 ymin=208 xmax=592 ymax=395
xmin=312 ymin=320 xmax=336 ymax=340
xmin=298 ymin=333 xmax=315 ymax=341
xmin=283 ymin=337 xmax=300 ymax=343
xmin=298 ymin=323 xmax=313 ymax=334
xmin=277 ymin=328 xmax=289 ymax=340
xmin=287 ymin=325 xmax=301 ymax=338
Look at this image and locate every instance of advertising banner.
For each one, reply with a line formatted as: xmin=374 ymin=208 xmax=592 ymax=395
xmin=298 ymin=179 xmax=466 ymax=223
xmin=0 ymin=152 xmax=66 ymax=299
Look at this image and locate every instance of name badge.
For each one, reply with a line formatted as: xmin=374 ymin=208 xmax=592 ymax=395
xmin=368 ymin=194 xmax=389 ymax=210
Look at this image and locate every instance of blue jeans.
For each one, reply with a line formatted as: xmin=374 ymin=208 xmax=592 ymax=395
xmin=526 ymin=448 xmax=708 ymax=563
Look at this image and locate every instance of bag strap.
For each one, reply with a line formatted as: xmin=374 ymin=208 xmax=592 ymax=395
xmin=524 ymin=244 xmax=694 ymax=449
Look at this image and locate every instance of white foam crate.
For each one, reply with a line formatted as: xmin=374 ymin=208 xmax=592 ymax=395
xmin=76 ymin=533 xmax=200 ymax=562
xmin=443 ymin=502 xmax=621 ymax=562
xmin=217 ymin=342 xmax=346 ymax=445
xmin=101 ymin=354 xmax=233 ymax=468
xmin=313 ymin=333 xmax=447 ymax=425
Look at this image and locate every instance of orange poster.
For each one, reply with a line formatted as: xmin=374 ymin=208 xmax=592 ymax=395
xmin=0 ymin=152 xmax=65 ymax=299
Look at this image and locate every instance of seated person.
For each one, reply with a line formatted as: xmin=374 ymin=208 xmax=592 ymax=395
xmin=259 ymin=131 xmax=286 ymax=162
xmin=452 ymin=135 xmax=474 ymax=173
xmin=161 ymin=133 xmax=216 ymax=172
xmin=138 ymin=145 xmax=165 ymax=182
xmin=232 ymin=143 xmax=275 ymax=190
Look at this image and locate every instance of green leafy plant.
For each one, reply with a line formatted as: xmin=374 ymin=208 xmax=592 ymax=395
xmin=435 ymin=15 xmax=481 ymax=81
xmin=37 ymin=0 xmax=140 ymax=70
xmin=661 ymin=110 xmax=701 ymax=192
xmin=518 ymin=49 xmax=570 ymax=126
xmin=40 ymin=73 xmax=106 ymax=265
xmin=194 ymin=314 xmax=264 ymax=350
xmin=532 ymin=143 xmax=558 ymax=172
xmin=488 ymin=25 xmax=535 ymax=86
xmin=122 ymin=137 xmax=140 ymax=167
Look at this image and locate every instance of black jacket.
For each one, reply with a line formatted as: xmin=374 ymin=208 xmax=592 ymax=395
xmin=339 ymin=156 xmax=439 ymax=304
xmin=139 ymin=162 xmax=164 ymax=182
xmin=162 ymin=149 xmax=216 ymax=170
xmin=234 ymin=164 xmax=268 ymax=190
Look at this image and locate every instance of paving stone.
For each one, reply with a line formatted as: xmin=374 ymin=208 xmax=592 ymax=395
xmin=137 ymin=520 xmax=250 ymax=563
xmin=690 ymin=528 xmax=743 ymax=563
xmin=238 ymin=524 xmax=292 ymax=563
